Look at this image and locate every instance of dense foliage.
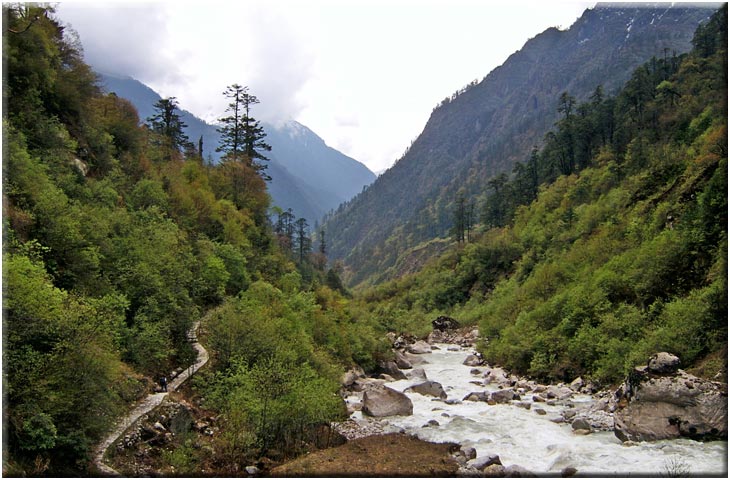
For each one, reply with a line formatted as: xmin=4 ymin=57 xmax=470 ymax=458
xmin=359 ymin=5 xmax=727 ymax=385
xmin=2 ymin=5 xmax=386 ymax=474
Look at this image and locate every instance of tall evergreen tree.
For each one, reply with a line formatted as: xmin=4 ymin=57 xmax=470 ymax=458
xmin=295 ymin=217 xmax=311 ymax=263
xmin=216 ymin=84 xmax=272 ymax=179
xmin=319 ymin=228 xmax=327 ymax=255
xmin=146 ymin=97 xmax=191 ymax=160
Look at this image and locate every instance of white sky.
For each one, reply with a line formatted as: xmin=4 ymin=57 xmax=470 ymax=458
xmin=56 ymin=0 xmax=595 ymax=173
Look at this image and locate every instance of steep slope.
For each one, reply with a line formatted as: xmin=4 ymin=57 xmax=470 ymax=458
xmin=97 ymin=74 xmax=375 ymax=222
xmin=357 ymin=4 xmax=727 ymax=384
xmin=323 ymin=3 xmax=719 ymax=287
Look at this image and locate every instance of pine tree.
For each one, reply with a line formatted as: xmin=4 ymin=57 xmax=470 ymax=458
xmin=146 ymin=97 xmax=191 ymax=160
xmin=295 ymin=217 xmax=311 ymax=263
xmin=216 ymin=84 xmax=272 ymax=179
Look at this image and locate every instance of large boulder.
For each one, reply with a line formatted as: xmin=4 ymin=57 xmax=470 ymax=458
xmin=405 ymin=381 xmax=447 ymax=400
xmin=432 ymin=315 xmax=461 ymax=331
xmin=379 ymin=360 xmax=408 ymax=380
xmin=362 ymin=385 xmax=413 ymax=417
xmin=648 ymin=352 xmax=681 ymax=374
xmin=407 ymin=340 xmax=432 ymax=354
xmin=394 ymin=350 xmax=413 ymax=369
xmin=614 ymin=358 xmax=728 ymax=442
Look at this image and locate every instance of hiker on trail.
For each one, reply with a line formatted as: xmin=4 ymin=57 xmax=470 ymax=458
xmin=160 ymin=376 xmax=168 ymax=392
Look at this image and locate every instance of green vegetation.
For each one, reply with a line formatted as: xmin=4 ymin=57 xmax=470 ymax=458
xmin=2 ymin=2 xmax=726 ymax=475
xmin=2 ymin=5 xmax=386 ymax=474
xmin=358 ymin=5 xmax=727 ymax=385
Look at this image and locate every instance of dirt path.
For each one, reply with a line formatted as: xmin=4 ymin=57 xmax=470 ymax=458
xmin=92 ymin=321 xmax=209 ymax=476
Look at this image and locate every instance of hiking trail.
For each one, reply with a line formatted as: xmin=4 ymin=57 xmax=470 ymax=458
xmin=92 ymin=321 xmax=209 ymax=476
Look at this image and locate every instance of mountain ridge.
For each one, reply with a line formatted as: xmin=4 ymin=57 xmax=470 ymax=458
xmin=322 ymin=2 xmax=719 ymax=287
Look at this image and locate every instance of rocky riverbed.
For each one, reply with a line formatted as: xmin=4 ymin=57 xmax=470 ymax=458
xmin=335 ymin=327 xmax=727 ymax=477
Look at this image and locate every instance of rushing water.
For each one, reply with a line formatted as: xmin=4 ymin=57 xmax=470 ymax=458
xmin=346 ymin=344 xmax=727 ymax=476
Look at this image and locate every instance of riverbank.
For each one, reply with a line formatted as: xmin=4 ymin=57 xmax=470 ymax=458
xmin=270 ymin=433 xmax=460 ymax=476
xmin=313 ymin=330 xmax=728 ymax=477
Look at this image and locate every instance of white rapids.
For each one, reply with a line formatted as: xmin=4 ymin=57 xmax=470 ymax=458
xmin=345 ymin=344 xmax=728 ymax=476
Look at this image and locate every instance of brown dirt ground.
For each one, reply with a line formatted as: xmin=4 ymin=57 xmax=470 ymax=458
xmin=269 ymin=433 xmax=460 ymax=477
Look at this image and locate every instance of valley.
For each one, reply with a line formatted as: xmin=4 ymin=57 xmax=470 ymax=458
xmin=2 ymin=2 xmax=727 ymax=477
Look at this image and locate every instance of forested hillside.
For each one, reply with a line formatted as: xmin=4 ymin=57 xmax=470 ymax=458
xmin=98 ymin=74 xmax=375 ymax=223
xmin=323 ymin=3 xmax=719 ymax=287
xmin=2 ymin=5 xmax=386 ymax=475
xmin=357 ymin=4 xmax=727 ymax=385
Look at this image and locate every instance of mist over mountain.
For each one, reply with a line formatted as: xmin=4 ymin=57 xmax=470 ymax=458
xmin=322 ymin=2 xmax=720 ymax=286
xmin=97 ymin=73 xmax=375 ymax=223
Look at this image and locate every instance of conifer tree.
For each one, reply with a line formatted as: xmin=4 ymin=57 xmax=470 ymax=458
xmin=146 ymin=97 xmax=191 ymax=160
xmin=295 ymin=217 xmax=311 ymax=263
xmin=216 ymin=84 xmax=272 ymax=179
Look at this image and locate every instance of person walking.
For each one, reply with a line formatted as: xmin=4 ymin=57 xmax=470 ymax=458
xmin=160 ymin=375 xmax=168 ymax=392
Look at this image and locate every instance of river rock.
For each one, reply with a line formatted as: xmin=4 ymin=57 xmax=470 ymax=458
xmin=351 ymin=377 xmax=386 ymax=392
xmin=460 ymin=446 xmax=477 ymax=460
xmin=469 ymin=454 xmax=502 ymax=470
xmin=647 ymin=352 xmax=681 ymax=374
xmin=463 ymin=353 xmax=484 ymax=367
xmin=362 ymin=385 xmax=413 ymax=417
xmin=571 ymin=418 xmax=592 ymax=431
xmin=489 ymin=388 xmax=516 ymax=404
xmin=404 ymin=352 xmax=429 ymax=365
xmin=405 ymin=380 xmax=448 ymax=400
xmin=394 ymin=350 xmax=413 ymax=369
xmin=613 ymin=359 xmax=728 ymax=442
xmin=504 ymin=465 xmax=538 ymax=477
xmin=244 ymin=465 xmax=260 ymax=475
xmin=463 ymin=391 xmax=489 ymax=402
xmin=407 ymin=367 xmax=428 ymax=381
xmin=427 ymin=329 xmax=448 ymax=344
xmin=484 ymin=367 xmax=511 ymax=386
xmin=407 ymin=340 xmax=432 ymax=354
xmin=569 ymin=377 xmax=584 ymax=391
xmin=546 ymin=385 xmax=574 ymax=401
xmin=561 ymin=467 xmax=578 ymax=477
xmin=481 ymin=464 xmax=506 ymax=476
xmin=379 ymin=360 xmax=408 ymax=380
xmin=346 ymin=400 xmax=363 ymax=414
xmin=341 ymin=366 xmax=364 ymax=387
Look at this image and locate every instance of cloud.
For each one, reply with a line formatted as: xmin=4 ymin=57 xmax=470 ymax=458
xmin=241 ymin=4 xmax=315 ymax=123
xmin=57 ymin=2 xmax=316 ymax=126
xmin=335 ymin=112 xmax=360 ymax=128
xmin=56 ymin=3 xmax=186 ymax=87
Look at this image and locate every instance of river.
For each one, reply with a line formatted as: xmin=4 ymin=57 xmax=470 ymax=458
xmin=345 ymin=344 xmax=727 ymax=476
